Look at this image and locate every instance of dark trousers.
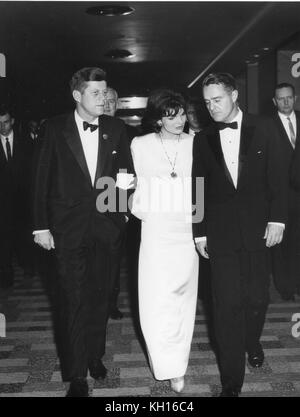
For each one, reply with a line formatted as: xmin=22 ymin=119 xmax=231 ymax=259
xmin=53 ymin=215 xmax=123 ymax=381
xmin=210 ymin=249 xmax=270 ymax=390
xmin=271 ymin=210 xmax=300 ymax=296
xmin=109 ymin=250 xmax=122 ymax=312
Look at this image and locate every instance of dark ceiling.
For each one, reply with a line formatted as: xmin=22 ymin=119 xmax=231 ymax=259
xmin=0 ymin=1 xmax=300 ymax=118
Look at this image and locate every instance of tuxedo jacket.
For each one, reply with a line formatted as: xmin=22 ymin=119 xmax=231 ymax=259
xmin=192 ymin=114 xmax=288 ymax=255
xmin=32 ymin=112 xmax=134 ymax=249
xmin=290 ymin=113 xmax=300 ymax=194
xmin=271 ymin=111 xmax=300 ymax=165
xmin=0 ymin=132 xmax=33 ymax=231
xmin=271 ymin=111 xmax=300 ymax=215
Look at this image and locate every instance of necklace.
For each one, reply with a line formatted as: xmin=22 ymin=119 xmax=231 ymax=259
xmin=158 ymin=132 xmax=180 ymax=178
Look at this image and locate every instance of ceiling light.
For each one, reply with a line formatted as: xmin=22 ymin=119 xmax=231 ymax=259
xmin=86 ymin=5 xmax=135 ymax=17
xmin=105 ymin=49 xmax=135 ymax=59
xmin=253 ymin=54 xmax=260 ymax=58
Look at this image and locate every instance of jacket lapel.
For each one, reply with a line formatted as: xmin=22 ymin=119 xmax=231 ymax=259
xmin=207 ymin=125 xmax=235 ymax=188
xmin=12 ymin=134 xmax=19 ymax=160
xmin=63 ymin=113 xmax=92 ymax=186
xmin=0 ymin=134 xmax=17 ymax=164
xmin=0 ymin=139 xmax=7 ymax=163
xmin=296 ymin=111 xmax=300 ymax=145
xmin=237 ymin=116 xmax=255 ymax=186
xmin=97 ymin=115 xmax=113 ymax=180
xmin=275 ymin=113 xmax=294 ymax=150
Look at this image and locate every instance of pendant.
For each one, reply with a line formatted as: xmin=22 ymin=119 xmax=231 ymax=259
xmin=171 ymin=171 xmax=177 ymax=178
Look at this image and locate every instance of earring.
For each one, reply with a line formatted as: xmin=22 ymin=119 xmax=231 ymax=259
xmin=158 ymin=121 xmax=162 ymax=127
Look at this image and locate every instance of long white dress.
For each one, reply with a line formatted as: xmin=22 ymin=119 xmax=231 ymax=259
xmin=130 ymin=132 xmax=199 ymax=381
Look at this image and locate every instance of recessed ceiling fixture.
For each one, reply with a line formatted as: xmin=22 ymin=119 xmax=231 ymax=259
xmin=86 ymin=5 xmax=135 ymax=17
xmin=105 ymin=49 xmax=135 ymax=59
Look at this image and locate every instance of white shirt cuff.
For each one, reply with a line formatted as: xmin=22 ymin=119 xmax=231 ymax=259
xmin=195 ymin=236 xmax=207 ymax=243
xmin=33 ymin=230 xmax=50 ymax=235
xmin=116 ymin=173 xmax=135 ymax=190
xmin=268 ymin=222 xmax=285 ymax=230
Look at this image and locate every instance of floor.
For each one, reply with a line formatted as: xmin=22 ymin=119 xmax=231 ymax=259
xmin=0 ymin=262 xmax=300 ymax=397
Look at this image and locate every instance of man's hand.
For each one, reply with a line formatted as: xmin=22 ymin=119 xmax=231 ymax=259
xmin=264 ymin=224 xmax=284 ymax=248
xmin=34 ymin=231 xmax=55 ymax=250
xmin=195 ymin=240 xmax=209 ymax=259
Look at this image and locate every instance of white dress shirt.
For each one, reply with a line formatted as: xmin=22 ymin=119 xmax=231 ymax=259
xmin=1 ymin=130 xmax=14 ymax=159
xmin=220 ymin=109 xmax=243 ymax=188
xmin=195 ymin=109 xmax=284 ymax=243
xmin=188 ymin=128 xmax=202 ymax=136
xmin=30 ymin=132 xmax=38 ymax=140
xmin=74 ymin=110 xmax=99 ymax=184
xmin=278 ymin=111 xmax=297 ymax=146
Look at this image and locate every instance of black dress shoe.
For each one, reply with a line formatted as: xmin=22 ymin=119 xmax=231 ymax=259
xmin=110 ymin=307 xmax=124 ymax=320
xmin=89 ymin=359 xmax=107 ymax=380
xmin=219 ymin=388 xmax=240 ymax=397
xmin=66 ymin=377 xmax=89 ymax=397
xmin=248 ymin=349 xmax=264 ymax=368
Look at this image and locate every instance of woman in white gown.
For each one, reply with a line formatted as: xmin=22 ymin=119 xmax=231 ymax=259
xmin=130 ymin=90 xmax=199 ymax=393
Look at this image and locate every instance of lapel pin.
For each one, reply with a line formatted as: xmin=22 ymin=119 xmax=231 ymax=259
xmin=103 ymin=134 xmax=109 ymax=140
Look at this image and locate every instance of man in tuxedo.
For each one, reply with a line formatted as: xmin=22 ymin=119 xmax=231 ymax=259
xmin=27 ymin=119 xmax=40 ymax=141
xmin=270 ymin=83 xmax=300 ymax=300
xmin=32 ymin=68 xmax=134 ymax=397
xmin=291 ymin=133 xmax=300 ymax=277
xmin=0 ymin=106 xmax=34 ymax=289
xmin=192 ymin=73 xmax=287 ymax=397
xmin=104 ymin=87 xmax=140 ymax=142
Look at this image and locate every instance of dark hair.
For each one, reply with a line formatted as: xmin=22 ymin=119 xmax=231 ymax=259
xmin=275 ymin=83 xmax=295 ymax=96
xmin=186 ymin=96 xmax=203 ymax=111
xmin=202 ymin=72 xmax=237 ymax=93
xmin=142 ymin=89 xmax=186 ymax=133
xmin=0 ymin=105 xmax=13 ymax=118
xmin=70 ymin=67 xmax=106 ymax=93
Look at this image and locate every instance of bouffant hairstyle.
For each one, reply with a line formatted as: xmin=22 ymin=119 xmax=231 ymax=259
xmin=142 ymin=89 xmax=186 ymax=133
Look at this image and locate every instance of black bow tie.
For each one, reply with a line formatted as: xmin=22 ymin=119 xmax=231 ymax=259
xmin=83 ymin=121 xmax=98 ymax=132
xmin=217 ymin=121 xmax=238 ymax=130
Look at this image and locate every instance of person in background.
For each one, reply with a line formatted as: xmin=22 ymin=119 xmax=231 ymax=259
xmin=27 ymin=119 xmax=40 ymax=141
xmin=0 ymin=105 xmax=34 ymax=289
xmin=184 ymin=97 xmax=205 ymax=136
xmin=104 ymin=87 xmax=139 ymax=142
xmin=271 ymin=83 xmax=300 ymax=301
xmin=290 ymin=125 xmax=300 ymax=288
xmin=103 ymin=86 xmax=140 ymax=320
